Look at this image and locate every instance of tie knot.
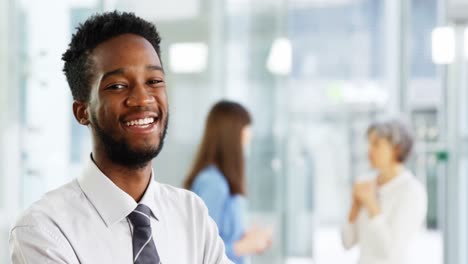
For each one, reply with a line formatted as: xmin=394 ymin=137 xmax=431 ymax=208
xmin=128 ymin=204 xmax=152 ymax=227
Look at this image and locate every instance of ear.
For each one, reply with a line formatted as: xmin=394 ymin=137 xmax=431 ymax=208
xmin=73 ymin=100 xmax=90 ymax=126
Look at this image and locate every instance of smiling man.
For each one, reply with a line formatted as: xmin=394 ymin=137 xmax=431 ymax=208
xmin=9 ymin=11 xmax=232 ymax=264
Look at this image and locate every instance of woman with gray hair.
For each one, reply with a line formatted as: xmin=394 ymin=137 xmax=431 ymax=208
xmin=341 ymin=119 xmax=428 ymax=264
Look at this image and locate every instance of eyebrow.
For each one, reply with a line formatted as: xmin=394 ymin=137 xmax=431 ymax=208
xmin=147 ymin=65 xmax=165 ymax=73
xmin=101 ymin=65 xmax=165 ymax=82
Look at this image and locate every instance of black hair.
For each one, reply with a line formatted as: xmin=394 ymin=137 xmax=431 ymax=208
xmin=62 ymin=11 xmax=162 ymax=102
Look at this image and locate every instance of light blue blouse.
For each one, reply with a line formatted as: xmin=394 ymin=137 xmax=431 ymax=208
xmin=191 ymin=165 xmax=246 ymax=264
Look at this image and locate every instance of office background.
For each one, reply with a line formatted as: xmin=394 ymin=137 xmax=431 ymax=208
xmin=1 ymin=0 xmax=467 ymax=263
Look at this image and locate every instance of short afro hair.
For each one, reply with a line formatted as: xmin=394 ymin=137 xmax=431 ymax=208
xmin=62 ymin=11 xmax=162 ymax=102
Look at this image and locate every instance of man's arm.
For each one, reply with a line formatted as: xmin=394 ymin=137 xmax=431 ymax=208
xmin=193 ymin=195 xmax=233 ymax=264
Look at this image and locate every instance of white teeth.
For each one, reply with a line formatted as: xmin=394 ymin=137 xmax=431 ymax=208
xmin=125 ymin=117 xmax=155 ymax=127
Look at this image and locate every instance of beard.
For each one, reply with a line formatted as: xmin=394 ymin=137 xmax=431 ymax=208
xmin=91 ymin=112 xmax=169 ymax=169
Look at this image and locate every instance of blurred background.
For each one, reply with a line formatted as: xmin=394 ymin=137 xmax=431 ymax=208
xmin=1 ymin=0 xmax=468 ymax=263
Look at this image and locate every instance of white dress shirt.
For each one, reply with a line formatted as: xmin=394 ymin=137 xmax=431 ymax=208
xmin=341 ymin=169 xmax=427 ymax=264
xmin=9 ymin=158 xmax=233 ymax=264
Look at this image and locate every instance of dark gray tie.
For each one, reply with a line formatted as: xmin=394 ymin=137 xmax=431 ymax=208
xmin=128 ymin=204 xmax=160 ymax=264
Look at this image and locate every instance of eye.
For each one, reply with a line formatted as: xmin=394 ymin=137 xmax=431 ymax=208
xmin=105 ymin=83 xmax=127 ymax=90
xmin=147 ymin=79 xmax=164 ymax=86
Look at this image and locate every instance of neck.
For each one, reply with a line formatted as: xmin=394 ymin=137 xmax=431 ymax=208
xmin=377 ymin=163 xmax=402 ymax=186
xmin=91 ymin=149 xmax=152 ymax=202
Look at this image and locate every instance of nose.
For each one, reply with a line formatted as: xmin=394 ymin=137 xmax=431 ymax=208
xmin=125 ymin=82 xmax=155 ymax=107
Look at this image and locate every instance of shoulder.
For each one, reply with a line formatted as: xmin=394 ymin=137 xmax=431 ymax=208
xmin=400 ymin=170 xmax=427 ymax=201
xmin=192 ymin=166 xmax=229 ymax=193
xmin=156 ymin=182 xmax=209 ymax=210
xmin=12 ymin=179 xmax=84 ymax=231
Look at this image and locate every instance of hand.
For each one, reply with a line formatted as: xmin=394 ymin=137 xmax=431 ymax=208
xmin=348 ymin=195 xmax=361 ymax=223
xmin=353 ymin=181 xmax=380 ymax=218
xmin=241 ymin=226 xmax=273 ymax=254
xmin=353 ymin=181 xmax=376 ymax=206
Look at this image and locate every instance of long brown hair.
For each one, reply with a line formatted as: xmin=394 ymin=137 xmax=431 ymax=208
xmin=184 ymin=100 xmax=252 ymax=195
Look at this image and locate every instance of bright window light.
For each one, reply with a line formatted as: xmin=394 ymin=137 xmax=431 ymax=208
xmin=431 ymin=27 xmax=455 ymax=64
xmin=266 ymin=38 xmax=292 ymax=75
xmin=169 ymin=42 xmax=208 ymax=73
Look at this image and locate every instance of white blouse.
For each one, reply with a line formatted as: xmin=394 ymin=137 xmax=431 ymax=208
xmin=341 ymin=169 xmax=427 ymax=264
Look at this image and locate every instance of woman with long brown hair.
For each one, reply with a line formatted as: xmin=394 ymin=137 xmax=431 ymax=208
xmin=184 ymin=100 xmax=272 ymax=264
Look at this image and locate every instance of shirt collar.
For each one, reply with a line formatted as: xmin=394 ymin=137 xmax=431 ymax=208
xmin=139 ymin=173 xmax=161 ymax=221
xmin=77 ymin=156 xmax=161 ymax=227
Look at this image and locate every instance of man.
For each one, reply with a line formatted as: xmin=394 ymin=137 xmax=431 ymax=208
xmin=10 ymin=11 xmax=232 ymax=264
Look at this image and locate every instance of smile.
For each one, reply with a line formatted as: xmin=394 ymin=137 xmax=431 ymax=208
xmin=125 ymin=117 xmax=156 ymax=127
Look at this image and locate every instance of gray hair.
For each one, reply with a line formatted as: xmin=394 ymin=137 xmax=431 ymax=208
xmin=367 ymin=118 xmax=414 ymax=163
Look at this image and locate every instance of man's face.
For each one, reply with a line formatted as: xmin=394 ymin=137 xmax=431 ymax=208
xmin=83 ymin=33 xmax=168 ymax=167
